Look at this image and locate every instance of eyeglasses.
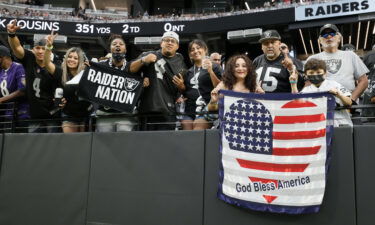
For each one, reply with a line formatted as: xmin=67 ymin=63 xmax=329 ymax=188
xmin=321 ymin=32 xmax=337 ymax=38
xmin=162 ymin=38 xmax=177 ymax=44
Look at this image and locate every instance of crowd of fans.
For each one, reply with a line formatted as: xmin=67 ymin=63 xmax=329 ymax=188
xmin=1 ymin=18 xmax=375 ymax=133
xmin=0 ymin=0 xmax=341 ymax=23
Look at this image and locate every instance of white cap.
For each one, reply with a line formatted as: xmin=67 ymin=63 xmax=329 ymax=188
xmin=162 ymin=31 xmax=179 ymax=43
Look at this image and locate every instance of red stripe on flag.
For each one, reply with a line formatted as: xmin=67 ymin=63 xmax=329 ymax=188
xmin=249 ymin=177 xmax=279 ymax=188
xmin=273 ymin=129 xmax=326 ymax=140
xmin=281 ymin=100 xmax=317 ymax=108
xmin=263 ymin=195 xmax=278 ymax=204
xmin=273 ymin=146 xmax=321 ymax=156
xmin=274 ymin=114 xmax=326 ymax=124
xmin=237 ymin=159 xmax=309 ymax=172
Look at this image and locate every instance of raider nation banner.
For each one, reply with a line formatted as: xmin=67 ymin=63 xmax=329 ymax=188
xmin=217 ymin=90 xmax=336 ymax=214
xmin=78 ymin=62 xmax=142 ymax=113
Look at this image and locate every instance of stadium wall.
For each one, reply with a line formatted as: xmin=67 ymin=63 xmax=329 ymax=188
xmin=0 ymin=126 xmax=373 ymax=225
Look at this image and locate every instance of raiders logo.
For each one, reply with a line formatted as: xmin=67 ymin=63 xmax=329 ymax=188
xmin=124 ymin=78 xmax=140 ymax=92
xmin=264 ymin=31 xmax=272 ymax=38
xmin=324 ymin=59 xmax=342 ymax=74
xmin=369 ymin=80 xmax=375 ymax=92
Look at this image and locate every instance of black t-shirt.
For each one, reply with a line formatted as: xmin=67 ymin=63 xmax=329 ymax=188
xmin=361 ymin=51 xmax=375 ymax=118
xmin=20 ymin=50 xmax=61 ymax=119
xmin=57 ymin=68 xmax=92 ymax=118
xmin=183 ymin=66 xmax=200 ymax=113
xmin=363 ymin=51 xmax=375 ymax=80
xmin=253 ymin=54 xmax=304 ymax=93
xmin=198 ymin=63 xmax=223 ymax=104
xmin=137 ymin=50 xmax=186 ymax=114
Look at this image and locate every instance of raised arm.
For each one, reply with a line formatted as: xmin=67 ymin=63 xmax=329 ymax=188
xmin=130 ymin=53 xmax=157 ymax=73
xmin=203 ymin=58 xmax=221 ymax=87
xmin=7 ymin=20 xmax=25 ymax=60
xmin=289 ymin=70 xmax=299 ymax=94
xmin=44 ymin=31 xmax=58 ymax=75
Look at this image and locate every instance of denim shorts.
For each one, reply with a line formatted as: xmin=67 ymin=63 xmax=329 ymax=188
xmin=61 ymin=112 xmax=87 ymax=124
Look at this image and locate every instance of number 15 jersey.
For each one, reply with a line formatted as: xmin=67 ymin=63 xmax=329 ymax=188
xmin=253 ymin=54 xmax=304 ymax=93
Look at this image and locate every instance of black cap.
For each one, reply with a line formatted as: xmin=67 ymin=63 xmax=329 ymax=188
xmin=319 ymin=24 xmax=339 ymax=35
xmin=259 ymin=30 xmax=281 ymax=43
xmin=342 ymin=43 xmax=355 ymax=51
xmin=33 ymin=38 xmax=47 ymax=47
xmin=0 ymin=45 xmax=11 ymax=57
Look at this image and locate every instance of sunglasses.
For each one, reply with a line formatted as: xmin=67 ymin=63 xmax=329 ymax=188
xmin=162 ymin=38 xmax=177 ymax=44
xmin=321 ymin=32 xmax=337 ymax=38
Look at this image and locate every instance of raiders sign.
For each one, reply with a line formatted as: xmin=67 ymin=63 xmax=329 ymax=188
xmin=78 ymin=62 xmax=142 ymax=113
xmin=295 ymin=0 xmax=374 ymax=21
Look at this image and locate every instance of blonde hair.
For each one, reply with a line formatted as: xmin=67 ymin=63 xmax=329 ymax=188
xmin=61 ymin=47 xmax=86 ymax=85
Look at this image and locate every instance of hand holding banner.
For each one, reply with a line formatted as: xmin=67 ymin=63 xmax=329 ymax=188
xmin=78 ymin=62 xmax=142 ymax=113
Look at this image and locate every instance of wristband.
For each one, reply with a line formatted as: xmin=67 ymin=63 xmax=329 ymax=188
xmin=8 ymin=33 xmax=16 ymax=38
xmin=289 ymin=80 xmax=297 ymax=84
xmin=45 ymin=45 xmax=53 ymax=50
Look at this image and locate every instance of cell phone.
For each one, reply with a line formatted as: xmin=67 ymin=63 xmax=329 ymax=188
xmin=54 ymin=88 xmax=63 ymax=107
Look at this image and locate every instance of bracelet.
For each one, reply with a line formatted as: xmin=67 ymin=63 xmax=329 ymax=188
xmin=8 ymin=33 xmax=16 ymax=38
xmin=289 ymin=80 xmax=297 ymax=84
xmin=140 ymin=56 xmax=146 ymax=65
xmin=45 ymin=45 xmax=53 ymax=50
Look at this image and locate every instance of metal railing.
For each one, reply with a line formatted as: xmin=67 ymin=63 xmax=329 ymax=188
xmin=1 ymin=103 xmax=375 ymax=133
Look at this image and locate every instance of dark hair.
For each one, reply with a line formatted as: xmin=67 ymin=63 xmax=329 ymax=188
xmin=223 ymin=54 xmax=257 ymax=92
xmin=188 ymin=39 xmax=208 ymax=57
xmin=304 ymin=58 xmax=326 ymax=73
xmin=108 ymin=34 xmax=125 ymax=47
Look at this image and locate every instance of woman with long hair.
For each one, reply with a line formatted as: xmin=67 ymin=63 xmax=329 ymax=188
xmin=44 ymin=33 xmax=91 ymax=133
xmin=182 ymin=39 xmax=222 ymax=130
xmin=210 ymin=54 xmax=258 ymax=107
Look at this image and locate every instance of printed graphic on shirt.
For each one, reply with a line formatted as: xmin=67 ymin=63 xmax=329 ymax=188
xmin=324 ymin=59 xmax=342 ymax=74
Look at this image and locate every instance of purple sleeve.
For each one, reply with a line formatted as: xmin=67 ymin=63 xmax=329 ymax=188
xmin=15 ymin=64 xmax=26 ymax=90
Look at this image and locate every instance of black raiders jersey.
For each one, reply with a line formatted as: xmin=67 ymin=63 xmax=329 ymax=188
xmin=253 ymin=54 xmax=304 ymax=93
xmin=138 ymin=50 xmax=186 ymax=114
xmin=20 ymin=50 xmax=61 ymax=119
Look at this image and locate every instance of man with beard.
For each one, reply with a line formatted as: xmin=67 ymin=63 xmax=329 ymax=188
xmin=253 ymin=30 xmax=304 ymax=93
xmin=307 ymin=24 xmax=369 ymax=102
xmin=7 ymin=19 xmax=61 ymax=133
xmin=130 ymin=31 xmax=186 ymax=130
xmin=95 ymin=34 xmax=136 ymax=132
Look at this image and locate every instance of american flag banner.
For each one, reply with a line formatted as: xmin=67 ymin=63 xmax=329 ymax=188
xmin=217 ymin=90 xmax=336 ymax=214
